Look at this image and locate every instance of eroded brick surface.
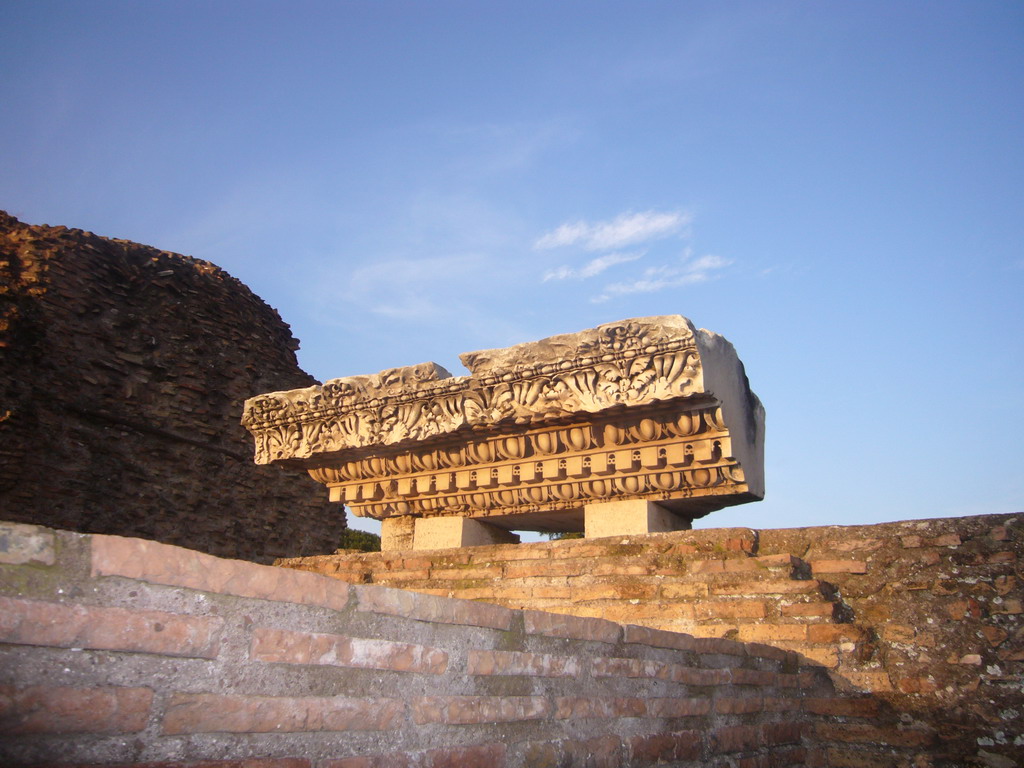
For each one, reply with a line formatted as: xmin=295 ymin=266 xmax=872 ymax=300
xmin=91 ymin=535 xmax=349 ymax=611
xmin=0 ymin=522 xmax=54 ymax=566
xmin=467 ymin=649 xmax=580 ymax=677
xmin=0 ymin=212 xmax=339 ymax=563
xmin=0 ymin=597 xmax=222 ymax=658
xmin=355 ymin=584 xmax=512 ymax=630
xmin=410 ymin=695 xmax=551 ymax=725
xmin=523 ymin=609 xmax=621 ymax=643
xmin=251 ymin=627 xmax=448 ymax=674
xmin=162 ymin=693 xmax=405 ymax=734
xmin=0 ymin=685 xmax=153 ymax=734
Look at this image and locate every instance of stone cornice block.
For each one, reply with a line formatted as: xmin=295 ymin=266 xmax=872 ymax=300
xmin=242 ymin=316 xmax=764 ymax=532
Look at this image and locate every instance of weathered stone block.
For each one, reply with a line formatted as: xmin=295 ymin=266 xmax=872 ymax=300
xmin=585 ymin=499 xmax=691 ymax=537
xmin=381 ymin=516 xmax=415 ymax=551
xmin=413 ymin=516 xmax=519 ymax=550
xmin=0 ymin=522 xmax=55 ymax=566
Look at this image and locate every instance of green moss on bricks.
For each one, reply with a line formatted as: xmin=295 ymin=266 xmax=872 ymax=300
xmin=0 ymin=563 xmax=64 ymax=600
xmin=447 ymin=578 xmax=493 ymax=590
xmin=473 ymin=671 xmax=535 ymax=698
xmin=493 ymin=613 xmax=526 ymax=653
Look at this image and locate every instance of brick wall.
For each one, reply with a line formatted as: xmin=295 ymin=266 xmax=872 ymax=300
xmin=279 ymin=513 xmax=1024 ymax=766
xmin=0 ymin=212 xmax=342 ymax=561
xmin=0 ymin=520 xmax=865 ymax=767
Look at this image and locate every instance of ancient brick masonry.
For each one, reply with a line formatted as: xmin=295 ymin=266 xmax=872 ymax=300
xmin=0 ymin=212 xmax=342 ymax=561
xmin=1 ymin=521 xmax=849 ymax=767
xmin=280 ymin=512 xmax=1024 ymax=766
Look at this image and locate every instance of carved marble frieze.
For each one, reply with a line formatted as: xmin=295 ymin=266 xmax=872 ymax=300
xmin=242 ymin=316 xmax=765 ymax=527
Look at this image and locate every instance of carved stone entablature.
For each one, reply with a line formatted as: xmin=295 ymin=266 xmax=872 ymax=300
xmin=242 ymin=316 xmax=765 ymax=539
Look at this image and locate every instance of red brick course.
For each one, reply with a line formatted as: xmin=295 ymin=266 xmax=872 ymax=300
xmin=712 ymin=579 xmax=821 ymax=596
xmin=523 ymin=609 xmax=621 ymax=643
xmin=730 ymin=668 xmax=777 ymax=687
xmin=43 ymin=762 xmax=310 ymax=768
xmin=589 ymin=655 xmax=730 ymax=686
xmin=274 ymin=510 xmax=1020 ymax=768
xmin=324 ymin=744 xmax=506 ymax=768
xmin=810 ymin=559 xmax=868 ymax=575
xmin=522 ymin=735 xmax=622 ymax=768
xmin=622 ymin=623 xmax=698 ymax=651
xmin=467 ymin=649 xmax=580 ymax=677
xmin=0 ymin=596 xmax=222 ymax=658
xmin=696 ymin=599 xmax=768 ymax=619
xmin=410 ymin=695 xmax=550 ymax=724
xmin=711 ymin=724 xmax=762 ymax=754
xmin=628 ymin=730 xmax=701 ymax=762
xmin=737 ymin=624 xmax=807 ymax=643
xmin=715 ymin=696 xmax=765 ymax=714
xmin=251 ymin=627 xmax=448 ymax=674
xmin=91 ymin=535 xmax=349 ymax=611
xmin=162 ymin=693 xmax=404 ymax=734
xmin=646 ymin=697 xmax=713 ymax=717
xmin=814 ymin=722 xmax=935 ymax=748
xmin=0 ymin=685 xmax=153 ymax=734
xmin=781 ymin=601 xmax=836 ymax=617
xmin=354 ymin=584 xmax=512 ymax=630
xmin=804 ymin=696 xmax=880 ymax=718
xmin=553 ymin=696 xmax=647 ymax=718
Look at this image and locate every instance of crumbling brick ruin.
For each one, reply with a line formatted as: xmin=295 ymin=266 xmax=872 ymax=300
xmin=0 ymin=212 xmax=343 ymax=561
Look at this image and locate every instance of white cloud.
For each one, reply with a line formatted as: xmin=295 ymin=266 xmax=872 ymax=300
xmin=542 ymin=251 xmax=643 ymax=282
xmin=535 ymin=210 xmax=690 ymax=251
xmin=579 ymin=251 xmax=643 ymax=277
xmin=591 ymin=251 xmax=732 ymax=302
xmin=535 ymin=221 xmax=592 ymax=250
xmin=541 ymin=265 xmax=574 ymax=282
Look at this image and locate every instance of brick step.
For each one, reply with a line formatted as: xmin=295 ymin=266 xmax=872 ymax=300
xmin=306 ymin=539 xmax=872 ymax=584
xmin=368 ymin=570 xmax=827 ymax=602
xmin=403 ymin=538 xmax=763 ymax=568
xmin=482 ymin=592 xmax=842 ymax=621
xmin=542 ymin=529 xmax=759 ymax=560
xmin=362 ymin=552 xmax=810 ymax=583
xmin=300 ymin=547 xmax=849 ymax=585
xmin=628 ymin=621 xmax=873 ymax=652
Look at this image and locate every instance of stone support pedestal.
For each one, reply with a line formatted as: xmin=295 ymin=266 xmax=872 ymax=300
xmin=584 ymin=500 xmax=691 ymax=539
xmin=381 ymin=517 xmax=416 ymax=551
xmin=412 ymin=517 xmax=521 ymax=551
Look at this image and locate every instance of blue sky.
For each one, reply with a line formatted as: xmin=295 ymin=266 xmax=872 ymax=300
xmin=3 ymin=1 xmax=1022 ymax=538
